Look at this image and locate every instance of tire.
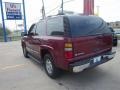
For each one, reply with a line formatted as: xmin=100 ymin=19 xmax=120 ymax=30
xmin=23 ymin=46 xmax=29 ymax=58
xmin=44 ymin=54 xmax=61 ymax=79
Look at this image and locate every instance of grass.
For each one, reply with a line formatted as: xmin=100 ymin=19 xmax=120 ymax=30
xmin=0 ymin=36 xmax=21 ymax=42
xmin=0 ymin=37 xmax=4 ymax=42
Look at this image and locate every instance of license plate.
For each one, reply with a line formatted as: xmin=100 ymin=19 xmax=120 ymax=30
xmin=93 ymin=56 xmax=101 ymax=63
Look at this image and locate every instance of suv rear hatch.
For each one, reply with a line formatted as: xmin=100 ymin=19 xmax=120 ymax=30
xmin=67 ymin=15 xmax=112 ymax=61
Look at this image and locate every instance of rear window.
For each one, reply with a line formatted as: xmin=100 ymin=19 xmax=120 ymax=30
xmin=68 ymin=15 xmax=112 ymax=37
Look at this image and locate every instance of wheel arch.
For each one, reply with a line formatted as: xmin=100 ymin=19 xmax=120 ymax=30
xmin=40 ymin=47 xmax=57 ymax=65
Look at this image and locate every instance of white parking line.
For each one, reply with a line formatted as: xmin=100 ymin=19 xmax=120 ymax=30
xmin=1 ymin=64 xmax=26 ymax=70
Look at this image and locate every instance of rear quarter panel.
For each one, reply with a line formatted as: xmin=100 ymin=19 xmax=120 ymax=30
xmin=40 ymin=36 xmax=69 ymax=70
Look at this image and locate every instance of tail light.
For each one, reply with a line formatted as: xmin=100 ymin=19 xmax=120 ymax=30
xmin=65 ymin=43 xmax=73 ymax=59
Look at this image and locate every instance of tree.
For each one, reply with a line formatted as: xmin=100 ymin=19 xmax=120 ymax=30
xmin=0 ymin=26 xmax=11 ymax=36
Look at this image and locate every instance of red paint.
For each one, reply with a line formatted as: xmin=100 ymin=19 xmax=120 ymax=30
xmin=22 ymin=35 xmax=112 ymax=71
xmin=21 ymin=15 xmax=113 ymax=71
xmin=84 ymin=0 xmax=94 ymax=15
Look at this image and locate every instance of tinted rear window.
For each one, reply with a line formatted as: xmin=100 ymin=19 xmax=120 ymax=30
xmin=68 ymin=15 xmax=112 ymax=37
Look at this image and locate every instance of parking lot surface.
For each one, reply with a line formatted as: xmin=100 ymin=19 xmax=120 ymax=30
xmin=0 ymin=41 xmax=120 ymax=90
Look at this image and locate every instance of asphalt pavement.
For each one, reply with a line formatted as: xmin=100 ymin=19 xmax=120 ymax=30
xmin=0 ymin=41 xmax=120 ymax=90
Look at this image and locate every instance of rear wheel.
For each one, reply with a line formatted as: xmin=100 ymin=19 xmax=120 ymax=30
xmin=113 ymin=40 xmax=117 ymax=46
xmin=44 ymin=54 xmax=61 ymax=79
xmin=23 ymin=46 xmax=29 ymax=58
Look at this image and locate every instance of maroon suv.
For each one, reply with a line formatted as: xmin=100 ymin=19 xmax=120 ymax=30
xmin=21 ymin=15 xmax=116 ymax=78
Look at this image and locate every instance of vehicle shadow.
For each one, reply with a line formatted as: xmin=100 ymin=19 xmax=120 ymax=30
xmin=27 ymin=56 xmax=45 ymax=71
xmin=54 ymin=67 xmax=109 ymax=90
xmin=28 ymin=56 xmax=110 ymax=90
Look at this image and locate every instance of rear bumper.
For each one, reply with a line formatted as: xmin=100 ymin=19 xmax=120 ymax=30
xmin=70 ymin=51 xmax=116 ymax=73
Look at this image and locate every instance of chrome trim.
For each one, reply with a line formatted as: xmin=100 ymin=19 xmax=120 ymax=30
xmin=103 ymin=52 xmax=116 ymax=59
xmin=75 ymin=52 xmax=85 ymax=56
xmin=73 ymin=63 xmax=90 ymax=73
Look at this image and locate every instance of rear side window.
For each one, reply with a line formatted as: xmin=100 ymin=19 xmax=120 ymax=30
xmin=47 ymin=17 xmax=64 ymax=36
xmin=68 ymin=16 xmax=112 ymax=37
xmin=36 ymin=21 xmax=46 ymax=36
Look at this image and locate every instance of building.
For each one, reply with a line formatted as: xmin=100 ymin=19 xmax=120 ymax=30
xmin=11 ymin=30 xmax=24 ymax=36
xmin=108 ymin=21 xmax=120 ymax=28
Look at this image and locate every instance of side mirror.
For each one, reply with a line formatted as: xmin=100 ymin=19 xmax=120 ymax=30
xmin=28 ymin=32 xmax=38 ymax=36
xmin=28 ymin=32 xmax=35 ymax=36
xmin=21 ymin=32 xmax=27 ymax=37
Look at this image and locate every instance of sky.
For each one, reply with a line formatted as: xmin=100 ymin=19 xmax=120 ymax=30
xmin=0 ymin=0 xmax=120 ymax=31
